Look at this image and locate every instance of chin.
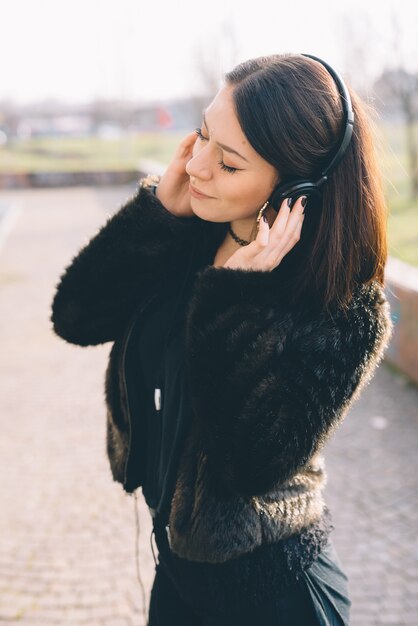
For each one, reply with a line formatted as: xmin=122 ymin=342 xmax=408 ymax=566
xmin=190 ymin=198 xmax=225 ymax=222
xmin=190 ymin=199 xmax=228 ymax=223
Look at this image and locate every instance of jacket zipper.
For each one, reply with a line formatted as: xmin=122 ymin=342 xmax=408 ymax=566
xmin=150 ymin=374 xmax=163 ymax=510
xmin=120 ymin=291 xmax=160 ymax=489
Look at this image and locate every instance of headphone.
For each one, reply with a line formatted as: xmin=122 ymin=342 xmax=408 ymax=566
xmin=268 ymin=53 xmax=355 ymax=211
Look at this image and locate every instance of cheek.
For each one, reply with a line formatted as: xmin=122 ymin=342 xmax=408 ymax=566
xmin=225 ymin=179 xmax=264 ymax=207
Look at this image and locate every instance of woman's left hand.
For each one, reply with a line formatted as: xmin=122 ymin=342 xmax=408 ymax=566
xmin=223 ymin=196 xmax=306 ymax=271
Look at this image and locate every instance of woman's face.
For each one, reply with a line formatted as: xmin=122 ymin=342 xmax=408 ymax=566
xmin=185 ymin=84 xmax=279 ymax=223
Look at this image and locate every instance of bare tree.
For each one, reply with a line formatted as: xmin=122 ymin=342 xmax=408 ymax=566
xmin=374 ymin=67 xmax=418 ymax=198
xmin=338 ymin=10 xmax=376 ymax=100
xmin=189 ymin=15 xmax=242 ymax=125
xmin=373 ymin=11 xmax=418 ymax=199
xmin=338 ymin=7 xmax=418 ymax=199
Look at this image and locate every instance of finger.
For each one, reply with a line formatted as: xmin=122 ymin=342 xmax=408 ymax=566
xmin=270 ymin=197 xmax=291 ymax=235
xmin=270 ymin=196 xmax=306 ymax=238
xmin=256 ymin=214 xmax=270 ymax=248
xmin=182 ymin=130 xmax=200 ymax=149
xmin=182 ymin=130 xmax=200 ymax=144
xmin=288 ymin=205 xmax=306 ymax=240
xmin=272 ymin=214 xmax=305 ymax=265
xmin=176 ymin=131 xmax=199 ymax=159
xmin=291 ymin=195 xmax=307 ymax=218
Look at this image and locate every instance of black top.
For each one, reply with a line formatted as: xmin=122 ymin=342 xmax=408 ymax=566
xmin=139 ymin=273 xmax=195 ymax=521
xmin=123 ymin=225 xmax=211 ymax=524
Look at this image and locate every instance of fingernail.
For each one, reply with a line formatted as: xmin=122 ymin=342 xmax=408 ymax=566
xmin=301 ymin=196 xmax=307 ymax=207
xmin=287 ymin=197 xmax=293 ymax=208
xmin=263 ymin=214 xmax=268 ymax=223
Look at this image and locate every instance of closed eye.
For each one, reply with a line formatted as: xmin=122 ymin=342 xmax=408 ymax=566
xmin=194 ymin=127 xmax=239 ymax=174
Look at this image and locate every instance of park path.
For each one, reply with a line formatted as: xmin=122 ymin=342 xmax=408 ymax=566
xmin=0 ymin=185 xmax=417 ymax=626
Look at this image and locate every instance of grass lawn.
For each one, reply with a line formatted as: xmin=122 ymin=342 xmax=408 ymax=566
xmin=375 ymin=122 xmax=418 ymax=267
xmin=0 ymin=132 xmax=185 ymax=173
xmin=1 ymin=124 xmax=417 ymax=266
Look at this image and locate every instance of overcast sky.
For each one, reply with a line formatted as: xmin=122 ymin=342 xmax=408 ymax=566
xmin=1 ymin=0 xmax=417 ymax=105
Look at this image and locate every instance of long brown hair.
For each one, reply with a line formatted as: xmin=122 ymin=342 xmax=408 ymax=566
xmin=224 ymin=53 xmax=388 ymax=313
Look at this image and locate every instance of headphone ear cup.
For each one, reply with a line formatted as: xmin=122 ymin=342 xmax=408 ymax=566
xmin=269 ymin=180 xmax=321 ymax=211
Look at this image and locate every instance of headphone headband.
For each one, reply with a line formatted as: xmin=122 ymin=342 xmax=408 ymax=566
xmin=268 ymin=53 xmax=355 ymax=211
xmin=301 ymin=53 xmax=354 ymax=187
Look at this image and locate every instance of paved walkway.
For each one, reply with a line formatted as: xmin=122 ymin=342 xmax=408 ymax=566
xmin=0 ymin=186 xmax=417 ymax=626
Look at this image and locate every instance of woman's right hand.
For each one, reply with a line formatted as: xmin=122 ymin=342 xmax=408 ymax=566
xmin=155 ymin=130 xmax=198 ymax=217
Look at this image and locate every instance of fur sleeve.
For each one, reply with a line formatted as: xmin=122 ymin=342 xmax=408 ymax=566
xmin=185 ymin=266 xmax=393 ymax=497
xmin=50 ymin=186 xmax=198 ymax=346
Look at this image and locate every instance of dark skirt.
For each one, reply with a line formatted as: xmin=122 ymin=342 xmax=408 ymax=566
xmin=148 ymin=516 xmax=351 ymax=626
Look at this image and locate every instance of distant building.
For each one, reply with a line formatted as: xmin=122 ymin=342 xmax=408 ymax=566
xmin=0 ymin=94 xmax=211 ymax=140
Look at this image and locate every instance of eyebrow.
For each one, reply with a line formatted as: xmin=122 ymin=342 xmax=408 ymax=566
xmin=202 ymin=110 xmax=249 ymax=163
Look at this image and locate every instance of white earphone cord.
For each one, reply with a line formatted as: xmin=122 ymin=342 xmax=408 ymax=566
xmin=133 ymin=490 xmax=152 ymax=621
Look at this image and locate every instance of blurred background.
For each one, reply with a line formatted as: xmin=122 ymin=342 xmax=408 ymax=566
xmin=1 ymin=0 xmax=418 ymax=264
xmin=0 ymin=1 xmax=417 ymax=625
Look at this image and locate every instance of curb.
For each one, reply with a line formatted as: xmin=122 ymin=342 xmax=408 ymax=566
xmin=385 ymin=258 xmax=418 ymax=385
xmin=0 ymin=170 xmax=140 ymax=189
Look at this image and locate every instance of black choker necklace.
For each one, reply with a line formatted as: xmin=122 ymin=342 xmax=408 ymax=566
xmin=228 ymin=224 xmax=251 ymax=246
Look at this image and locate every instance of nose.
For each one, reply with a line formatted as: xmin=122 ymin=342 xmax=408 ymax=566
xmin=185 ymin=142 xmax=213 ymax=181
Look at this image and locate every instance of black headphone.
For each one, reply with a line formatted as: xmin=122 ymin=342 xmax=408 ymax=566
xmin=268 ymin=53 xmax=355 ymax=211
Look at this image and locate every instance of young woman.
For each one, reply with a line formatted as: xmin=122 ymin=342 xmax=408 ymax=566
xmin=51 ymin=53 xmax=393 ymax=625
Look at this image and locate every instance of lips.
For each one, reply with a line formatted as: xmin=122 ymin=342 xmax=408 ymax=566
xmin=189 ymin=183 xmax=212 ymax=199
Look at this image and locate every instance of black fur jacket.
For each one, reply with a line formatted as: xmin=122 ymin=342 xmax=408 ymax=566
xmin=51 ymin=185 xmax=393 ymax=564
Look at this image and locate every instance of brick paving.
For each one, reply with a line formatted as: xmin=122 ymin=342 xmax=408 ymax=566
xmin=0 ymin=185 xmax=417 ymax=626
